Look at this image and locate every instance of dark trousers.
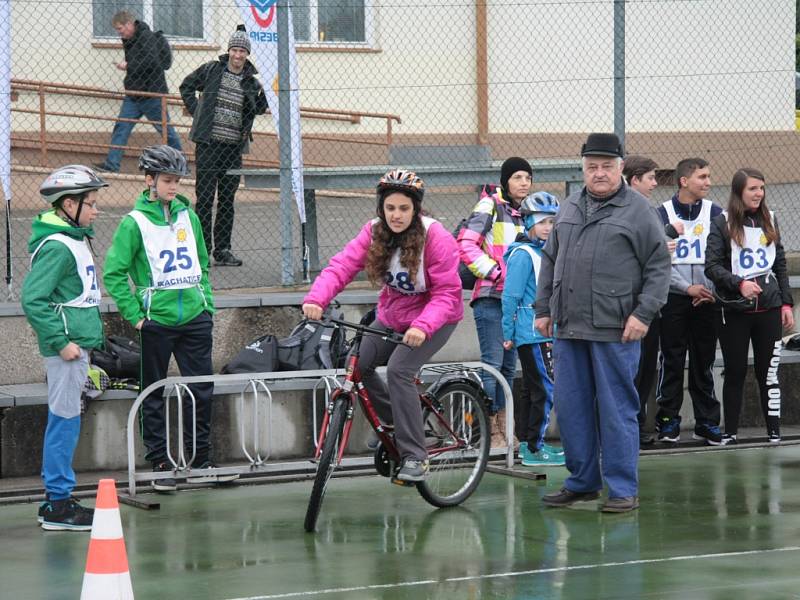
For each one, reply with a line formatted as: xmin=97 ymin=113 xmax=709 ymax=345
xmin=195 ymin=142 xmax=242 ymax=257
xmin=656 ymin=294 xmax=721 ymax=426
xmin=634 ymin=316 xmax=660 ymax=429
xmin=139 ymin=312 xmax=214 ymax=464
xmin=358 ymin=320 xmax=456 ymax=461
xmin=717 ymin=308 xmax=783 ymax=435
xmin=516 ymin=343 xmax=554 ymax=449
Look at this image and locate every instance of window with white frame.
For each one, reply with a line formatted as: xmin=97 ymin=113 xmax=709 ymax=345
xmin=292 ymin=0 xmax=371 ymax=45
xmin=92 ymin=0 xmax=209 ymax=41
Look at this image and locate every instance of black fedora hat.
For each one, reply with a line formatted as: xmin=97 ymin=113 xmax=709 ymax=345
xmin=581 ymin=133 xmax=624 ymax=158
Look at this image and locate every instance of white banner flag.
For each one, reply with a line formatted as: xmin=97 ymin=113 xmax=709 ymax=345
xmin=236 ymin=0 xmax=306 ymax=222
xmin=0 ymin=0 xmax=12 ymax=204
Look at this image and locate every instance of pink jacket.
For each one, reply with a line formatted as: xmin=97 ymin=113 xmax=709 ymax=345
xmin=303 ymin=219 xmax=464 ymax=338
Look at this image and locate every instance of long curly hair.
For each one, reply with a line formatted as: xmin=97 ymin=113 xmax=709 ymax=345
xmin=727 ymin=168 xmax=776 ymax=247
xmin=364 ymin=191 xmax=427 ymax=287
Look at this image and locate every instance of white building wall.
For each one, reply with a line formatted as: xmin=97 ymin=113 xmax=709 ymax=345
xmin=8 ymin=0 xmax=795 ymax=136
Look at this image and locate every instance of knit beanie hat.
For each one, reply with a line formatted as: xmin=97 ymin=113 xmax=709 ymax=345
xmin=228 ymin=28 xmax=251 ymax=54
xmin=500 ymin=157 xmax=533 ymax=191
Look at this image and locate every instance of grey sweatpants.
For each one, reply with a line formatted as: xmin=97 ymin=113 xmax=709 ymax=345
xmin=359 ymin=320 xmax=457 ymax=461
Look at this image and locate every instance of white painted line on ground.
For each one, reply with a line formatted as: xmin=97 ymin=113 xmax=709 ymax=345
xmin=225 ymin=546 xmax=800 ymax=600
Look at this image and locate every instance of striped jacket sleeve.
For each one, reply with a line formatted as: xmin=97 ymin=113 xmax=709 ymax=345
xmin=457 ymin=196 xmax=500 ymax=280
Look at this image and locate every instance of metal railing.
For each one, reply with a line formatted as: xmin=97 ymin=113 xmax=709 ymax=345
xmin=125 ymin=362 xmax=515 ymax=497
xmin=10 ymin=78 xmax=401 ymax=168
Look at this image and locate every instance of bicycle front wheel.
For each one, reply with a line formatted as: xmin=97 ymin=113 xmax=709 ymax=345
xmin=304 ymin=395 xmax=349 ymax=532
xmin=417 ymin=381 xmax=490 ymax=508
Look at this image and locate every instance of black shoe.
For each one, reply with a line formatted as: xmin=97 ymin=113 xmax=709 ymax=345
xmin=601 ymin=496 xmax=640 ymax=513
xmin=92 ymin=162 xmax=117 ymax=173
xmin=542 ymin=487 xmax=600 ymax=507
xmin=214 ymin=250 xmax=243 ymax=267
xmin=693 ymin=423 xmax=723 ymax=446
xmin=41 ymin=498 xmax=94 ymax=531
xmin=186 ymin=460 xmax=240 ymax=484
xmin=720 ymin=433 xmax=738 ymax=445
xmin=152 ymin=462 xmax=178 ymax=493
xmin=639 ymin=431 xmax=655 ymax=449
xmin=657 ymin=417 xmax=680 ymax=443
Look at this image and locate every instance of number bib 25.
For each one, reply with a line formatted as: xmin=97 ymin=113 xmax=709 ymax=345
xmin=128 ymin=210 xmax=202 ymax=289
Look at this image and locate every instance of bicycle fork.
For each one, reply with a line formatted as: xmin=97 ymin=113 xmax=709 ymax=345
xmin=313 ymin=394 xmax=355 ymax=463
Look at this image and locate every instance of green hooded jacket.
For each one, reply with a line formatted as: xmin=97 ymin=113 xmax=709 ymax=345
xmin=21 ymin=210 xmax=105 ymax=356
xmin=104 ymin=190 xmax=215 ymax=328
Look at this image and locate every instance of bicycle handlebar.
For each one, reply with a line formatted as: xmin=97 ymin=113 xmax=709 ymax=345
xmin=307 ymin=317 xmax=407 ymax=345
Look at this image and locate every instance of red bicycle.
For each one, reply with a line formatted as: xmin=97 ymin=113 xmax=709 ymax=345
xmin=304 ymin=317 xmax=491 ymax=532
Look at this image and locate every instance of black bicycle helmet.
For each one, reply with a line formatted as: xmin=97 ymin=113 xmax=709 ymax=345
xmin=377 ymin=169 xmax=425 ymax=203
xmin=138 ymin=145 xmax=190 ymax=176
xmin=40 ymin=165 xmax=108 ymax=205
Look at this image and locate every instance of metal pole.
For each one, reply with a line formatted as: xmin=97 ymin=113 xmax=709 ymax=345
xmin=613 ymin=0 xmax=625 ymax=149
xmin=277 ymin=0 xmax=295 ymax=285
xmin=304 ymin=188 xmax=320 ymax=274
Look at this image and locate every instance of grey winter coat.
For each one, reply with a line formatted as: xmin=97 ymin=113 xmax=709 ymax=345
xmin=535 ymin=183 xmax=671 ymax=342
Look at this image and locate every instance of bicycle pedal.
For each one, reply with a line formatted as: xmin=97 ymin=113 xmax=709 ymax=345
xmin=390 ymin=477 xmax=415 ymax=487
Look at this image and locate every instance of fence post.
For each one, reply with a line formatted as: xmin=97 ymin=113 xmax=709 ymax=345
xmin=277 ymin=0 xmax=295 ymax=285
xmin=613 ymin=0 xmax=626 ymax=149
xmin=37 ymin=84 xmax=47 ymax=167
xmin=304 ymin=189 xmax=320 ymax=274
xmin=160 ymin=95 xmax=168 ymax=144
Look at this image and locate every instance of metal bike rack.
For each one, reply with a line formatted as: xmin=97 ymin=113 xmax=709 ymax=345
xmin=239 ymin=379 xmax=273 ymax=466
xmin=165 ymin=383 xmax=197 ymax=470
xmin=125 ymin=362 xmax=515 ymax=497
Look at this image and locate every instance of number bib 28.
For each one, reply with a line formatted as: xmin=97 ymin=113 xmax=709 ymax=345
xmin=663 ymin=199 xmax=712 ymax=265
xmin=128 ymin=209 xmax=202 ymax=289
xmin=382 ymin=216 xmax=435 ymax=295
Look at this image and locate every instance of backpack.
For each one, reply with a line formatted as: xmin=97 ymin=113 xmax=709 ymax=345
xmin=220 ymin=334 xmax=279 ymax=374
xmin=277 ymin=304 xmax=348 ymax=371
xmin=90 ymin=335 xmax=141 ymax=380
xmin=453 ymin=184 xmax=498 ymax=290
xmin=153 ymin=30 xmax=173 ymax=71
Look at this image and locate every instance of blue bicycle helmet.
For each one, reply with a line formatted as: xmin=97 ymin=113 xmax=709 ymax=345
xmin=520 ymin=192 xmax=559 ymax=229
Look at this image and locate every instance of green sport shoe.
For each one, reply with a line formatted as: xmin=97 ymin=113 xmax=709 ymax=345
xmin=522 ymin=447 xmax=566 ymax=467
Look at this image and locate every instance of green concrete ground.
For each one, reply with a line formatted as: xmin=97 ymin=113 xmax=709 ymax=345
xmin=3 ymin=446 xmax=800 ymax=599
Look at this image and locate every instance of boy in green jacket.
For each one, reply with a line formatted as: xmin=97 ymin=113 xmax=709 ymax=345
xmin=104 ymin=145 xmax=229 ymax=492
xmin=22 ymin=165 xmax=108 ymax=530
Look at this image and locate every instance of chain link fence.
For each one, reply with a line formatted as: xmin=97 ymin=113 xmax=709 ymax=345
xmin=1 ymin=0 xmax=798 ymax=293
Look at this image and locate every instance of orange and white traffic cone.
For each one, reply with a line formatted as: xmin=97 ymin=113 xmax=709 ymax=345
xmin=80 ymin=479 xmax=134 ymax=600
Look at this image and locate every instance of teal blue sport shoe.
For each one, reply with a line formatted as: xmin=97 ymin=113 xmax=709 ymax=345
xmin=518 ymin=441 xmax=535 ymax=464
xmin=542 ymin=443 xmax=565 ymax=456
xmin=522 ymin=447 xmax=566 ymax=467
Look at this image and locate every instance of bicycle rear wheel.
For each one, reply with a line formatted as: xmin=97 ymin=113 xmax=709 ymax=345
xmin=417 ymin=381 xmax=489 ymax=508
xmin=304 ymin=395 xmax=349 ymax=532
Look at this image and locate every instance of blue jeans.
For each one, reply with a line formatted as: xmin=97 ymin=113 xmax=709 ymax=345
xmin=553 ymin=338 xmax=641 ymax=498
xmin=103 ymin=96 xmax=182 ymax=171
xmin=472 ymin=297 xmax=517 ymax=412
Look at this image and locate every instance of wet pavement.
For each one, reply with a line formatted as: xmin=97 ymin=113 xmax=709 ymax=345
xmin=3 ymin=444 xmax=800 ymax=599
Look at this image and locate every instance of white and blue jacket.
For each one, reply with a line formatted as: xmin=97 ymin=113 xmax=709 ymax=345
xmin=502 ymin=233 xmax=553 ymax=347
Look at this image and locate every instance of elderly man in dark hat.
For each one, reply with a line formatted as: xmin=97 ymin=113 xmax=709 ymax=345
xmin=180 ymin=27 xmax=268 ymax=267
xmin=534 ymin=133 xmax=670 ymax=512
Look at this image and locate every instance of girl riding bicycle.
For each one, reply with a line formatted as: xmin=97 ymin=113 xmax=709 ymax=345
xmin=302 ymin=169 xmax=463 ymax=482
